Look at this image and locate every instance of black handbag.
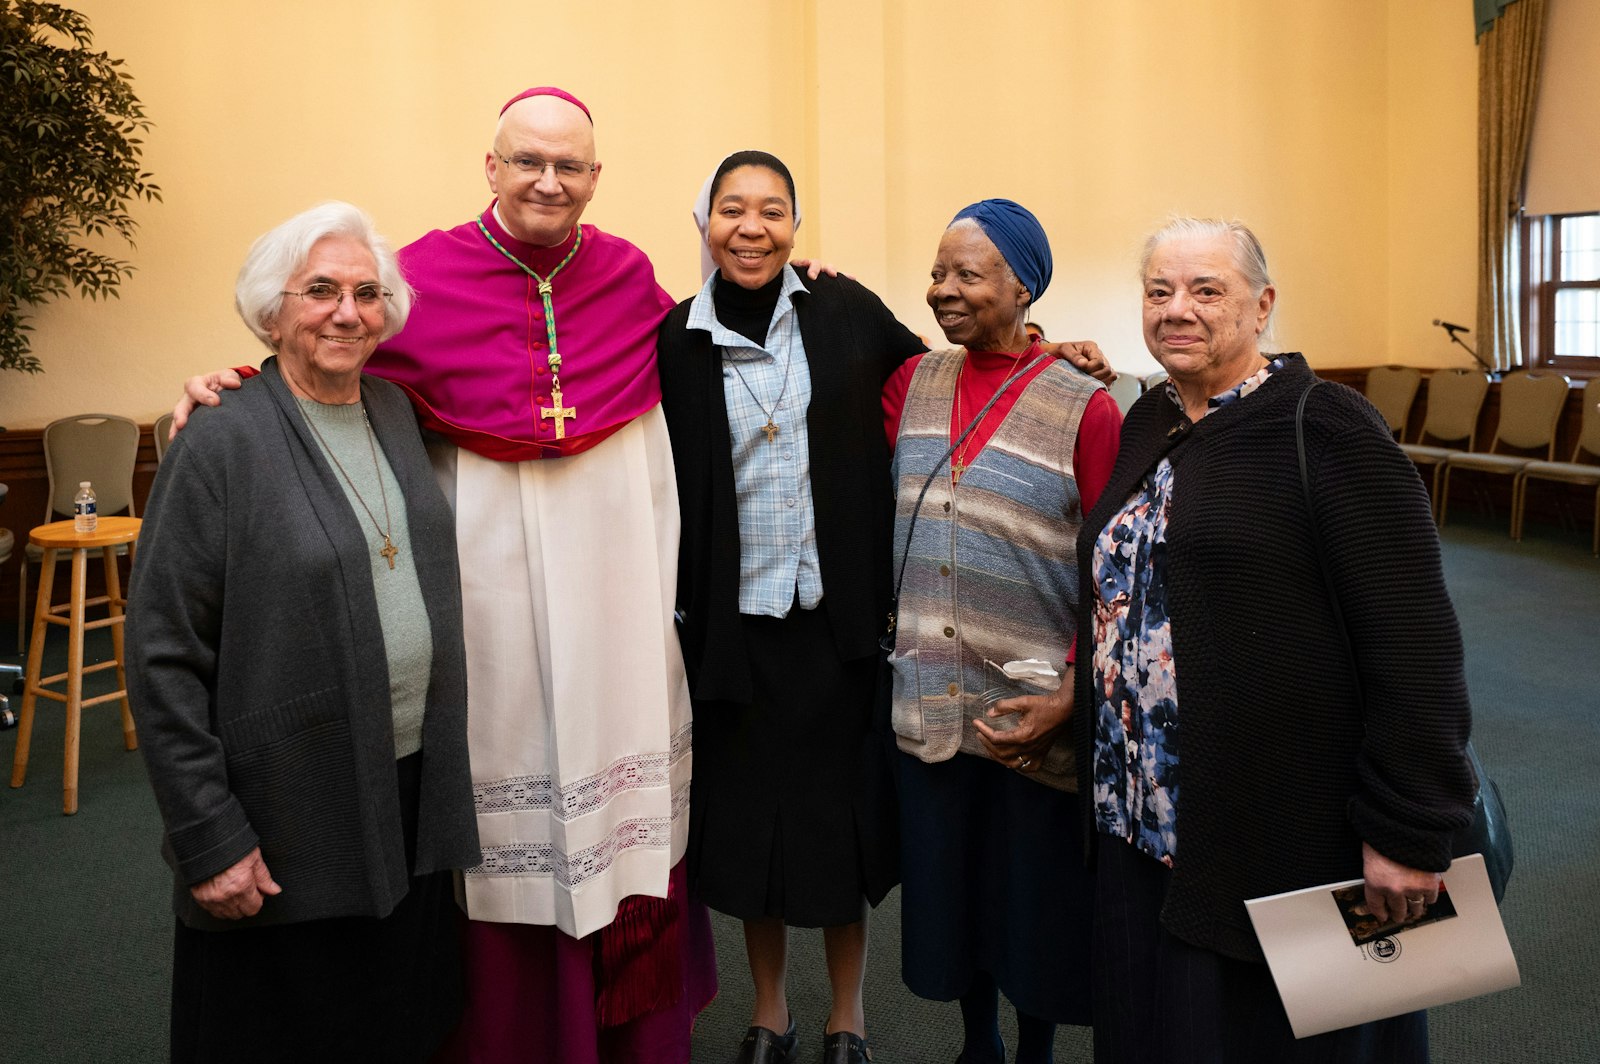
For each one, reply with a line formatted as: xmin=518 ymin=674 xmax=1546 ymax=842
xmin=1295 ymin=381 xmax=1513 ymax=903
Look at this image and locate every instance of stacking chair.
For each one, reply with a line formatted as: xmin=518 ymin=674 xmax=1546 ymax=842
xmin=1439 ymin=371 xmax=1570 ymax=529
xmin=16 ymin=414 xmax=140 ymax=655
xmin=1106 ymin=371 xmax=1144 ymax=414
xmin=1512 ymin=377 xmax=1600 ymax=555
xmin=1143 ymin=369 xmax=1169 ymax=392
xmin=1399 ymin=369 xmax=1491 ymax=521
xmin=1364 ymin=365 xmax=1423 ymax=440
xmin=152 ymin=412 xmax=176 ymax=463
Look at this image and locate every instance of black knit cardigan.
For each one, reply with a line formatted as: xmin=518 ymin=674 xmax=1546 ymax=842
xmin=657 ymin=269 xmax=925 ymax=704
xmin=1073 ymin=354 xmax=1477 ymax=962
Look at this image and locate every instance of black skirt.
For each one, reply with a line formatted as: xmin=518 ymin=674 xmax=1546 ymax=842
xmin=169 ymin=753 xmax=464 ymax=1063
xmin=688 ymin=605 xmax=899 ymax=927
xmin=896 ymin=749 xmax=1094 ymax=1026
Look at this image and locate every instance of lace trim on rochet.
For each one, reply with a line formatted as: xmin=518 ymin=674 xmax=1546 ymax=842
xmin=466 ymin=783 xmax=689 ymax=889
xmin=473 ymin=721 xmax=691 ymax=820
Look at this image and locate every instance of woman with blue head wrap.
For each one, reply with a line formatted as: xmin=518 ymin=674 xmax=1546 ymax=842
xmin=882 ymin=198 xmax=1123 ymax=1063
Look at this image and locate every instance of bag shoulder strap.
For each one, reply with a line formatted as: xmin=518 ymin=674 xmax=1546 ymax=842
xmin=1296 ymin=379 xmax=1366 ymax=707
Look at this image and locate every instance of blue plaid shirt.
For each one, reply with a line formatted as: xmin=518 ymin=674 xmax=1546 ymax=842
xmin=686 ymin=269 xmax=823 ymax=617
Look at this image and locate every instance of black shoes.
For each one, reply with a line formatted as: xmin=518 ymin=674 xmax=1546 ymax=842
xmin=821 ymin=1030 xmax=873 ymax=1064
xmin=733 ymin=1018 xmax=800 ymax=1064
xmin=732 ymin=1017 xmax=873 ymax=1064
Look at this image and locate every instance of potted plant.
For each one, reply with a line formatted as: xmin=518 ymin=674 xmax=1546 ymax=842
xmin=1 ymin=1 xmax=160 ymax=374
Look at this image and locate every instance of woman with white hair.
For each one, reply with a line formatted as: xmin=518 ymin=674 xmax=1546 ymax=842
xmin=127 ymin=201 xmax=480 ymax=1062
xmin=1077 ymin=217 xmax=1475 ymax=1062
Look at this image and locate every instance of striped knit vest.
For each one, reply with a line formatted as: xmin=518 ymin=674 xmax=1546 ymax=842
xmin=888 ymin=349 xmax=1100 ymax=792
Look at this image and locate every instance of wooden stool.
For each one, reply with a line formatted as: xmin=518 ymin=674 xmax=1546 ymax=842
xmin=9 ymin=516 xmax=141 ymax=814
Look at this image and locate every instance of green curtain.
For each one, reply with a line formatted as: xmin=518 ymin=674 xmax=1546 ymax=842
xmin=1476 ymin=0 xmax=1522 ymax=38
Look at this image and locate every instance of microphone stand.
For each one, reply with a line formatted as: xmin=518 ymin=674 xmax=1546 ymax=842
xmin=1440 ymin=326 xmax=1502 ymax=377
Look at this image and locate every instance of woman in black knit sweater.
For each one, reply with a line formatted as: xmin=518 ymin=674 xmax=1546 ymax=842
xmin=1075 ymin=217 xmax=1476 ymax=1062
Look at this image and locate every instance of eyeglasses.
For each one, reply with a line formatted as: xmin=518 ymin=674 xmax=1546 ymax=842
xmin=280 ymin=283 xmax=393 ymax=306
xmin=497 ymin=154 xmax=597 ymax=180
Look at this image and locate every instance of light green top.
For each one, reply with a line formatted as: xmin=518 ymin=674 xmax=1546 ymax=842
xmin=297 ymin=397 xmax=432 ymax=758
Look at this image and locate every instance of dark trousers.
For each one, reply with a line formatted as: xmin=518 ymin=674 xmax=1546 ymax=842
xmin=1092 ymin=838 xmax=1429 ymax=1064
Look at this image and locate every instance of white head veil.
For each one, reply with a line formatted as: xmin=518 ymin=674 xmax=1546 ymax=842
xmin=693 ymin=152 xmax=803 ymax=282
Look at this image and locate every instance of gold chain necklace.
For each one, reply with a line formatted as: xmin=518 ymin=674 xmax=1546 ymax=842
xmin=303 ymin=406 xmax=400 ymax=570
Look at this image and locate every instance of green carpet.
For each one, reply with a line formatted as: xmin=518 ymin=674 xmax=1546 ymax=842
xmin=1 ymin=514 xmax=1595 ymax=1062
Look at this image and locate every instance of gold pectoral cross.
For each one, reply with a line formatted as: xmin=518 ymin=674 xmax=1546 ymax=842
xmin=761 ymin=419 xmax=780 ymax=443
xmin=541 ymin=384 xmax=577 ymax=440
xmin=952 ymin=460 xmax=965 ymax=483
xmin=379 ymin=536 xmax=399 ymax=570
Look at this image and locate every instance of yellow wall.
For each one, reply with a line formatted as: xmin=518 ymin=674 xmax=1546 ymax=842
xmin=0 ymin=0 xmax=1481 ymax=429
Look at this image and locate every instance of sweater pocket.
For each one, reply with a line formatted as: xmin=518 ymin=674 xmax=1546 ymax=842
xmin=888 ymin=648 xmax=923 ymax=743
xmin=221 ymin=686 xmax=369 ymax=907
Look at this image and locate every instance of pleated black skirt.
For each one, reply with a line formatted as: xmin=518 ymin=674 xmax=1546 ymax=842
xmin=688 ymin=605 xmax=899 ymax=928
xmin=169 ymin=753 xmax=464 ymax=1063
xmin=896 ymin=749 xmax=1094 ymax=1026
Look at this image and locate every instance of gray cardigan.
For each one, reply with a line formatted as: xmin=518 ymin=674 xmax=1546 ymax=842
xmin=127 ymin=358 xmax=479 ymax=931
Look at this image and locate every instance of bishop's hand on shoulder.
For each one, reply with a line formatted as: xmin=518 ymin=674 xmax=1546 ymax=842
xmin=171 ymin=368 xmax=247 ymax=437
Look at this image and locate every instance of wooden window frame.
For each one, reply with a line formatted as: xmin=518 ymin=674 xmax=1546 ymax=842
xmin=1521 ymin=211 xmax=1600 ymax=377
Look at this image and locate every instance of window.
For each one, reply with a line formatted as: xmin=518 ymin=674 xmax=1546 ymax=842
xmin=1523 ymin=212 xmax=1600 ymax=374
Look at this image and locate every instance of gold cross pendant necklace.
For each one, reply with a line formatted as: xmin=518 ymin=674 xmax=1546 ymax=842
xmin=303 ymin=407 xmax=401 ymax=570
xmin=541 ymin=354 xmax=577 ymax=439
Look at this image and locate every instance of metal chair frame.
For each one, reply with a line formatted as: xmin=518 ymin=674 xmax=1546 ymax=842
xmin=1511 ymin=377 xmax=1600 ymax=555
xmin=1439 ymin=371 xmax=1570 ymax=529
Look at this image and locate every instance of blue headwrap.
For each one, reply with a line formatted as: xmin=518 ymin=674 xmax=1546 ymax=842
xmin=950 ymin=199 xmax=1052 ymax=305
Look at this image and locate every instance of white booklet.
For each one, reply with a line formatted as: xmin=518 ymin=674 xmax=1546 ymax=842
xmin=1244 ymin=852 xmax=1520 ymax=1038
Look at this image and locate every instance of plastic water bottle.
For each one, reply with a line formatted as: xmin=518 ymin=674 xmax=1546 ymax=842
xmin=74 ymin=481 xmax=97 ymax=533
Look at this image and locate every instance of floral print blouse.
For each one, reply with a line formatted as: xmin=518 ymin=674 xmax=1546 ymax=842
xmin=1090 ymin=356 xmax=1287 ymax=865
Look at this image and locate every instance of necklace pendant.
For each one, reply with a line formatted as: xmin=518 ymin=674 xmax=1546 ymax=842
xmin=380 ymin=536 xmax=399 ymax=570
xmin=952 ymin=460 xmax=964 ymax=483
xmin=541 ymin=384 xmax=578 ymax=440
xmin=761 ymin=419 xmax=780 ymax=443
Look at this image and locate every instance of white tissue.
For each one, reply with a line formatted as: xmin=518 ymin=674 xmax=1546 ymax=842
xmin=1001 ymin=659 xmax=1059 ymax=682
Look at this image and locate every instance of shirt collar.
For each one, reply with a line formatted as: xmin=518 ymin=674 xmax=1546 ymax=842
xmin=1162 ymin=354 xmax=1289 ymax=420
xmin=686 ymin=266 xmax=808 ymax=350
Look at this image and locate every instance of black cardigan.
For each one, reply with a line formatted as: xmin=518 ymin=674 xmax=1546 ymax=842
xmin=1073 ymin=354 xmax=1476 ymax=962
xmin=657 ymin=269 xmax=926 ymax=704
